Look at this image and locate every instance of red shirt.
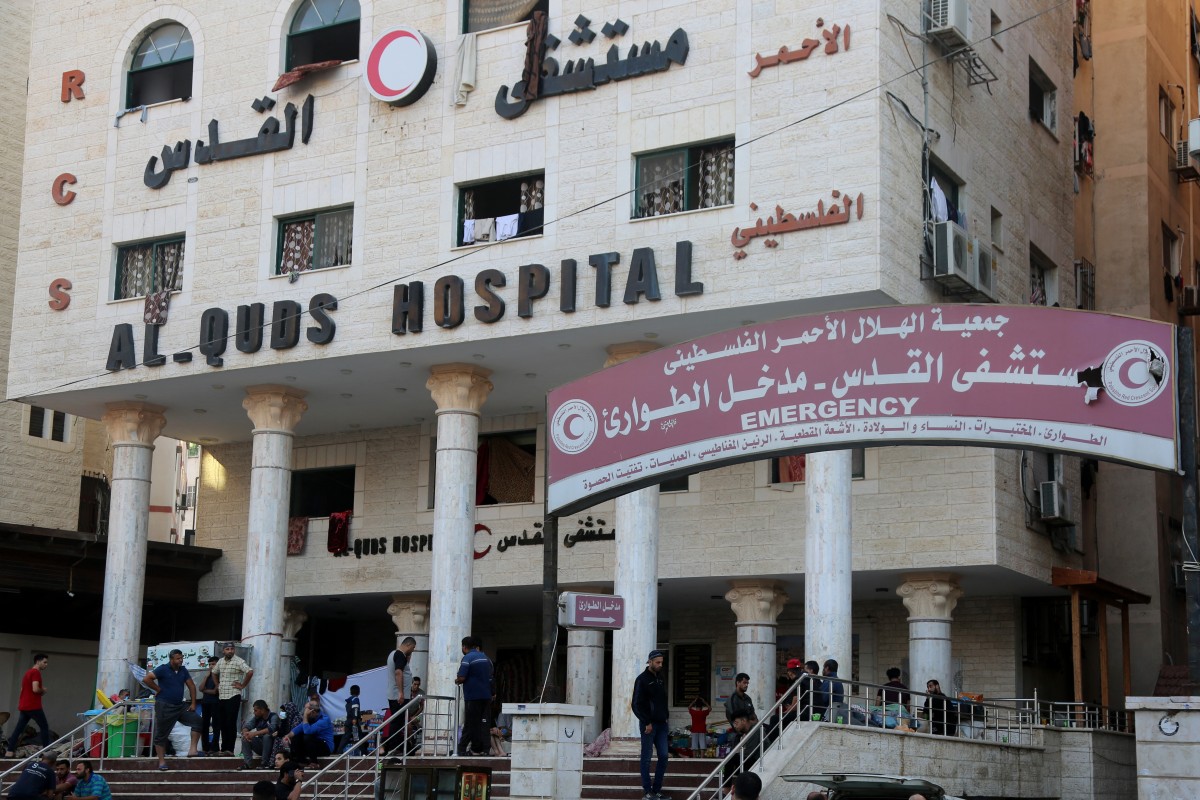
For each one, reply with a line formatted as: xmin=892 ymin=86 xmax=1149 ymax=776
xmin=18 ymin=667 xmax=43 ymax=711
xmin=688 ymin=707 xmax=709 ymax=733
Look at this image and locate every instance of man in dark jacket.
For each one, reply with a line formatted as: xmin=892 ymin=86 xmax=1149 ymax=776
xmin=631 ymin=649 xmax=669 ymax=800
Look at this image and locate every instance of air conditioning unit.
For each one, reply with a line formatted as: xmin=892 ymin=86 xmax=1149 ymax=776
xmin=1179 ymin=285 xmax=1200 ymax=315
xmin=1173 ymin=140 xmax=1200 ymax=180
xmin=925 ymin=0 xmax=971 ymax=51
xmin=1039 ymin=480 xmax=1072 ymax=525
xmin=932 ymin=220 xmax=973 ymax=292
xmin=971 ymin=239 xmax=997 ymax=301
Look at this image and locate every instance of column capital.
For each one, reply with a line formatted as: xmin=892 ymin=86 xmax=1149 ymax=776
xmin=897 ymin=573 xmax=963 ymax=620
xmin=243 ymin=385 xmax=308 ymax=432
xmin=604 ymin=341 xmax=659 ymax=368
xmin=388 ymin=595 xmax=430 ymax=633
xmin=426 ymin=364 xmax=493 ymax=414
xmin=282 ymin=604 xmax=308 ymax=641
xmin=725 ymin=580 xmax=789 ymax=625
xmin=102 ymin=402 xmax=167 ymax=444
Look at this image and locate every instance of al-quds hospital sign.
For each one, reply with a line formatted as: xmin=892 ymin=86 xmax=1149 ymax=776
xmin=546 ymin=305 xmax=1179 ymax=516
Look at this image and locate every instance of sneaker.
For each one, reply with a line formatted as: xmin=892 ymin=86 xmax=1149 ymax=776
xmin=655 ymin=793 xmax=671 ymax=800
xmin=642 ymin=794 xmax=655 ymax=800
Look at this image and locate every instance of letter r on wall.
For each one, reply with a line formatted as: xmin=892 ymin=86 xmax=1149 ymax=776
xmin=61 ymin=70 xmax=85 ymax=102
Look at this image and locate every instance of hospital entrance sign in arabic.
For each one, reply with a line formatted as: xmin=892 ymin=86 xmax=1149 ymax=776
xmin=559 ymin=592 xmax=625 ymax=630
xmin=545 ymin=304 xmax=1180 ymax=516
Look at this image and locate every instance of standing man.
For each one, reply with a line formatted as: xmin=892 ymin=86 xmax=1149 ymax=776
xmin=70 ymin=761 xmax=111 ymax=800
xmin=4 ymin=753 xmax=55 ymax=799
xmin=198 ymin=656 xmax=220 ymax=753
xmin=384 ymin=636 xmax=416 ymax=754
xmin=211 ymin=642 xmax=253 ymax=756
xmin=3 ymin=654 xmax=49 ymax=757
xmin=822 ymin=659 xmax=845 ymax=722
xmin=805 ymin=661 xmax=828 ymax=721
xmin=631 ymin=649 xmax=669 ymax=800
xmin=454 ymin=636 xmax=493 ymax=756
xmin=141 ymin=648 xmax=202 ymax=768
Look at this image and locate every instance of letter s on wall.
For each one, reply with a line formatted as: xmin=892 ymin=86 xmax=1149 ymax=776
xmin=48 ymin=278 xmax=72 ymax=310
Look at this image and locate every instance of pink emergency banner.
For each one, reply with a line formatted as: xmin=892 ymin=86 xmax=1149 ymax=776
xmin=546 ymin=305 xmax=1179 ymax=515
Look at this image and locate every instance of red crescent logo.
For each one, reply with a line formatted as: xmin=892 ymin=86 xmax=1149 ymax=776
xmin=367 ymin=29 xmax=419 ymax=98
xmin=473 ymin=523 xmax=492 ymax=560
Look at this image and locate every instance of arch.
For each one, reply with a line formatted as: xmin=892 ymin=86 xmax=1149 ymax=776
xmin=276 ymin=0 xmax=362 ymax=72
xmin=110 ymin=6 xmax=205 ymax=115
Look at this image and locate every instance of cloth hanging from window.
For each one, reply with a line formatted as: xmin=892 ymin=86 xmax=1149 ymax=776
xmin=463 ymin=218 xmax=476 ymax=244
xmin=144 ymin=290 xmax=172 ymax=325
xmin=521 ymin=12 xmax=548 ymax=100
xmin=697 ymin=144 xmax=735 ymax=208
xmin=465 ymin=0 xmax=541 ymax=33
xmin=778 ymin=455 xmax=806 ymax=483
xmin=453 ymin=33 xmax=478 ymax=106
xmin=281 ymin=219 xmax=315 ymax=274
xmin=288 ymin=516 xmax=309 ymax=555
xmin=327 ymin=511 xmax=352 ymax=555
xmin=495 ymin=213 xmax=520 ymax=241
xmin=517 ymin=207 xmax=544 ymax=236
xmin=474 ymin=217 xmax=496 ymax=242
xmin=929 ymin=178 xmax=949 ymax=223
xmin=273 ymin=59 xmax=342 ymax=92
xmin=487 ymin=437 xmax=535 ymax=504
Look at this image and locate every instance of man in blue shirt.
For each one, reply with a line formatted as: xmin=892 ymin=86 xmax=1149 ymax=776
xmin=70 ymin=761 xmax=111 ymax=800
xmin=141 ymin=649 xmax=202 ymax=769
xmin=283 ymin=703 xmax=333 ymax=766
xmin=5 ymin=752 xmax=55 ymax=799
xmin=454 ymin=636 xmax=493 ymax=756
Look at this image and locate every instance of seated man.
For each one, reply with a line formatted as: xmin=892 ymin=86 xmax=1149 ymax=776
xmin=240 ymin=700 xmax=280 ymax=770
xmin=284 ymin=703 xmax=333 ymax=766
xmin=71 ymin=761 xmax=112 ymax=800
xmin=722 ymin=709 xmax=763 ymax=788
xmin=251 ymin=779 xmax=275 ymax=800
xmin=273 ymin=762 xmax=305 ymax=800
xmin=52 ymin=759 xmax=76 ymax=800
xmin=5 ymin=753 xmax=56 ymax=800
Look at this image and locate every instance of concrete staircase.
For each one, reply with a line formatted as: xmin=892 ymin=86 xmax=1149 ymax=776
xmin=2 ymin=754 xmax=720 ymax=799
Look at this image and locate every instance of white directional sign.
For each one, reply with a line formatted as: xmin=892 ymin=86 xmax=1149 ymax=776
xmin=558 ymin=592 xmax=626 ymax=630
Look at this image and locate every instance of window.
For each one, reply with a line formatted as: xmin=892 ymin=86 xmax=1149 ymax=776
xmin=290 ymin=466 xmax=355 ymax=518
xmin=277 ymin=207 xmax=353 ymax=275
xmin=660 ymin=475 xmax=689 ymax=493
xmin=1163 ymin=223 xmax=1180 ymax=276
xmin=287 ymin=0 xmax=360 ymax=70
xmin=127 ymin=23 xmax=193 ymax=107
xmin=990 ymin=207 xmax=1004 ymax=251
xmin=464 ymin=0 xmax=549 ymax=34
xmin=1028 ymin=59 xmax=1057 ymax=131
xmin=1075 ymin=258 xmax=1096 ymax=310
xmin=926 ymin=159 xmax=962 ymax=225
xmin=1029 ymin=245 xmax=1057 ymax=306
xmin=990 ymin=11 xmax=1003 ymax=48
xmin=634 ymin=140 xmax=735 ymax=219
xmin=27 ymin=405 xmax=68 ymax=442
xmin=458 ymin=173 xmax=544 ymax=247
xmin=1160 ymin=89 xmax=1175 ymax=140
xmin=186 ymin=442 xmax=200 ymax=458
xmin=428 ymin=430 xmax=537 ymax=506
xmin=114 ymin=237 xmax=184 ymax=300
xmin=771 ymin=449 xmax=866 ymax=484
xmin=185 ymin=480 xmax=198 ymax=509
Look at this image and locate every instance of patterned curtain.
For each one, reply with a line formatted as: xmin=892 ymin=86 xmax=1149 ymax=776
xmin=280 ymin=219 xmax=314 ymax=274
xmin=519 ymin=178 xmax=544 ymax=212
xmin=314 ymin=209 xmax=353 ymax=268
xmin=117 ymin=244 xmax=153 ymax=299
xmin=777 ymin=455 xmax=806 ymax=483
xmin=637 ymin=151 xmax=685 ymax=218
xmin=463 ymin=188 xmax=476 ymax=220
xmin=155 ymin=240 xmax=184 ymax=291
xmin=1030 ymin=265 xmax=1047 ymax=305
xmin=697 ymin=143 xmax=735 ymax=208
xmin=466 ymin=0 xmax=541 ymax=33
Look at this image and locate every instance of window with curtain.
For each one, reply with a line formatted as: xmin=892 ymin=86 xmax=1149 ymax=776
xmin=277 ymin=207 xmax=354 ymax=274
xmin=633 ymin=140 xmax=735 ymax=219
xmin=464 ymin=0 xmax=549 ymax=34
xmin=127 ymin=23 xmax=193 ymax=107
xmin=115 ymin=237 xmax=185 ymax=300
xmin=287 ymin=0 xmax=360 ymax=69
xmin=458 ymin=173 xmax=544 ymax=246
xmin=770 ymin=448 xmax=866 ymax=484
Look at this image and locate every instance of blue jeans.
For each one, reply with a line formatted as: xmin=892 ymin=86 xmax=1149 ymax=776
xmin=639 ymin=721 xmax=669 ymax=794
xmin=6 ymin=708 xmax=49 ymax=752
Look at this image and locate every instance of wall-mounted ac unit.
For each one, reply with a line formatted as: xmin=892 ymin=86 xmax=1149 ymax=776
xmin=1179 ymin=285 xmax=1200 ymax=315
xmin=932 ymin=220 xmax=973 ymax=291
xmin=1039 ymin=480 xmax=1072 ymax=525
xmin=1173 ymin=140 xmax=1200 ymax=181
xmin=972 ymin=239 xmax=996 ymax=301
xmin=925 ymin=0 xmax=971 ymax=51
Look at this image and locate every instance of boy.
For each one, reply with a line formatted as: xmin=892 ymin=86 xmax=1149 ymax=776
xmin=342 ymin=685 xmax=362 ymax=752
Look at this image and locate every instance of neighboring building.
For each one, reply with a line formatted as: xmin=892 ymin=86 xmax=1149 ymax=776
xmin=1072 ymin=0 xmax=1197 ymax=703
xmin=8 ymin=0 xmax=1156 ymax=750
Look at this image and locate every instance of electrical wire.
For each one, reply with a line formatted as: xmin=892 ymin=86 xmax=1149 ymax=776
xmin=11 ymin=0 xmax=1073 ymax=404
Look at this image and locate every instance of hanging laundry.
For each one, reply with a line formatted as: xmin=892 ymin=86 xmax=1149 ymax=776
xmin=143 ymin=289 xmax=172 ymax=325
xmin=495 ymin=213 xmax=520 ymax=241
xmin=929 ymin=177 xmax=949 ymax=223
xmin=463 ymin=218 xmax=476 ymax=244
xmin=327 ymin=510 xmax=352 ymax=555
xmin=288 ymin=516 xmax=309 ymax=555
xmin=517 ymin=207 xmax=544 ymax=236
xmin=474 ymin=217 xmax=496 ymax=243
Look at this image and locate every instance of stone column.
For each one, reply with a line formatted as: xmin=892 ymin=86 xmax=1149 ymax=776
xmin=804 ymin=449 xmax=853 ymax=673
xmin=241 ymin=385 xmax=308 ymax=710
xmin=897 ymin=573 xmax=963 ymax=690
xmin=426 ymin=364 xmax=492 ymax=697
xmin=566 ymin=587 xmax=606 ymax=742
xmin=726 ymin=581 xmax=789 ymax=716
xmin=279 ymin=605 xmax=308 ymax=706
xmin=388 ymin=595 xmax=431 ymax=687
xmin=606 ymin=343 xmax=660 ymax=741
xmin=96 ymin=402 xmax=166 ymax=697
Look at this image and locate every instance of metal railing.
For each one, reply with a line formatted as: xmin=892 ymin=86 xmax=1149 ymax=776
xmin=685 ymin=680 xmax=1132 ymax=800
xmin=304 ymin=694 xmax=458 ymax=800
xmin=0 ymin=700 xmax=155 ymax=794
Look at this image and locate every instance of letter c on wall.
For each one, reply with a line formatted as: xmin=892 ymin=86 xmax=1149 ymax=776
xmin=48 ymin=278 xmax=72 ymax=310
xmin=52 ymin=173 xmax=77 ymax=206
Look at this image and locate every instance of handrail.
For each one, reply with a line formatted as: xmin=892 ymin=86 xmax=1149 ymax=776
xmin=303 ymin=694 xmax=457 ymax=800
xmin=0 ymin=700 xmax=152 ymax=793
xmin=685 ymin=679 xmax=1133 ymax=800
